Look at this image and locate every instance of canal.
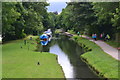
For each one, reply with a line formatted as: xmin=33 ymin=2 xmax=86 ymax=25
xmin=37 ymin=35 xmax=99 ymax=78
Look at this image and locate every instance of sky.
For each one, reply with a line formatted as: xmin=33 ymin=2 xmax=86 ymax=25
xmin=47 ymin=0 xmax=70 ymax=14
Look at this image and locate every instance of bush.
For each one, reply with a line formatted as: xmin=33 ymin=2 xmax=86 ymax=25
xmin=68 ymin=30 xmax=75 ymax=34
xmin=21 ymin=33 xmax=26 ymax=38
xmin=55 ymin=29 xmax=63 ymax=34
xmin=73 ymin=35 xmax=79 ymax=40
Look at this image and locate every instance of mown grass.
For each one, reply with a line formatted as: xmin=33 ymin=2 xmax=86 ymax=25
xmin=72 ymin=36 xmax=119 ymax=79
xmin=105 ymin=40 xmax=120 ymax=48
xmin=2 ymin=35 xmax=64 ymax=78
xmin=0 ymin=44 xmax=2 ymax=79
xmin=68 ymin=30 xmax=76 ymax=34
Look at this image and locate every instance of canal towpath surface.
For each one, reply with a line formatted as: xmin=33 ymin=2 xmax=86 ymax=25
xmin=82 ymin=35 xmax=120 ymax=61
xmin=64 ymin=32 xmax=120 ymax=61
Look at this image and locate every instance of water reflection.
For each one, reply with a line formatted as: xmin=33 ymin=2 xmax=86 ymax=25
xmin=50 ymin=44 xmax=74 ymax=78
xmin=37 ymin=36 xmax=98 ymax=78
xmin=56 ymin=37 xmax=98 ymax=78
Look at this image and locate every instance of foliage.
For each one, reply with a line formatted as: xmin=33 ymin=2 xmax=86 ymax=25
xmin=2 ymin=2 xmax=49 ymax=42
xmin=106 ymin=40 xmax=120 ymax=48
xmin=57 ymin=2 xmax=96 ymax=33
xmin=92 ymin=2 xmax=119 ymax=37
xmin=2 ymin=2 xmax=120 ymax=42
xmin=67 ymin=29 xmax=75 ymax=34
xmin=56 ymin=4 xmax=75 ymax=31
xmin=57 ymin=2 xmax=120 ymax=41
xmin=55 ymin=29 xmax=63 ymax=34
xmin=111 ymin=5 xmax=120 ymax=32
xmin=48 ymin=12 xmax=57 ymax=29
xmin=2 ymin=2 xmax=21 ymax=41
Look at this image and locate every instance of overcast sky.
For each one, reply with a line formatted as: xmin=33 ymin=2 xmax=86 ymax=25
xmin=47 ymin=2 xmax=67 ymax=14
xmin=47 ymin=0 xmax=70 ymax=14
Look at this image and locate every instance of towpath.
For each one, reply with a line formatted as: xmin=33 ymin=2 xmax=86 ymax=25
xmin=64 ymin=32 xmax=120 ymax=61
xmin=82 ymin=35 xmax=120 ymax=61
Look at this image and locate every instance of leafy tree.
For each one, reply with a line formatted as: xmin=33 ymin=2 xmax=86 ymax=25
xmin=57 ymin=2 xmax=95 ymax=34
xmin=2 ymin=2 xmax=49 ymax=42
xmin=57 ymin=4 xmax=75 ymax=31
xmin=48 ymin=12 xmax=57 ymax=29
xmin=92 ymin=2 xmax=119 ymax=39
xmin=57 ymin=2 xmax=119 ymax=41
xmin=0 ymin=2 xmax=2 ymax=35
xmin=2 ymin=2 xmax=21 ymax=41
xmin=22 ymin=2 xmax=48 ymax=35
xmin=111 ymin=2 xmax=120 ymax=42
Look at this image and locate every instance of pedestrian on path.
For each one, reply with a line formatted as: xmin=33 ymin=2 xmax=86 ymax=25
xmin=82 ymin=35 xmax=119 ymax=60
xmin=94 ymin=34 xmax=97 ymax=41
xmin=100 ymin=33 xmax=102 ymax=40
xmin=100 ymin=33 xmax=104 ymax=40
xmin=92 ymin=33 xmax=97 ymax=41
xmin=77 ymin=31 xmax=80 ymax=36
xmin=105 ymin=34 xmax=110 ymax=41
xmin=92 ymin=34 xmax=94 ymax=39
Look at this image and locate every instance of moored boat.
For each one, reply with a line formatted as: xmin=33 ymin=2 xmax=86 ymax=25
xmin=40 ymin=29 xmax=52 ymax=45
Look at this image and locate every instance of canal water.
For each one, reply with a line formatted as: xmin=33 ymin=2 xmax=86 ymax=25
xmin=37 ymin=35 xmax=99 ymax=78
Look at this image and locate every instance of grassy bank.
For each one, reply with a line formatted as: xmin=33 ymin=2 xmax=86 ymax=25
xmin=2 ymin=35 xmax=64 ymax=78
xmin=0 ymin=44 xmax=2 ymax=79
xmin=72 ymin=36 xmax=119 ymax=79
xmin=105 ymin=40 xmax=120 ymax=48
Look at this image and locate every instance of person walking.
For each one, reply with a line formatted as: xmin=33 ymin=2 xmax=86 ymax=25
xmin=105 ymin=34 xmax=110 ymax=41
xmin=100 ymin=33 xmax=103 ymax=40
xmin=94 ymin=34 xmax=97 ymax=41
xmin=77 ymin=31 xmax=80 ymax=36
xmin=92 ymin=33 xmax=97 ymax=41
xmin=92 ymin=34 xmax=94 ymax=39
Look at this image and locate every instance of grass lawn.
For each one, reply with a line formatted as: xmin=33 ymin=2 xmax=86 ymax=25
xmin=2 ymin=35 xmax=64 ymax=78
xmin=105 ymin=40 xmax=120 ymax=48
xmin=72 ymin=36 xmax=119 ymax=79
xmin=0 ymin=44 xmax=2 ymax=79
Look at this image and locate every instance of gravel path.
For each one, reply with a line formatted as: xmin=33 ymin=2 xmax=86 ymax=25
xmin=64 ymin=32 xmax=120 ymax=60
xmin=82 ymin=35 xmax=120 ymax=61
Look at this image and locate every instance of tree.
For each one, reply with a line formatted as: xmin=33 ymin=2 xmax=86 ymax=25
xmin=57 ymin=2 xmax=120 ymax=41
xmin=2 ymin=2 xmax=49 ymax=42
xmin=0 ymin=2 xmax=2 ymax=35
xmin=92 ymin=2 xmax=119 ymax=39
xmin=2 ymin=2 xmax=21 ymax=41
xmin=22 ymin=2 xmax=48 ymax=35
xmin=57 ymin=2 xmax=95 ymax=34
xmin=48 ymin=12 xmax=57 ymax=29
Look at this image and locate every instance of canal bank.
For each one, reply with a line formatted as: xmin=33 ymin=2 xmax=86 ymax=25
xmin=37 ymin=35 xmax=99 ymax=79
xmin=72 ymin=35 xmax=119 ymax=79
xmin=0 ymin=35 xmax=2 ymax=44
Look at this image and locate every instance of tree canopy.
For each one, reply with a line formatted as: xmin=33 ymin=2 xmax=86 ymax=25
xmin=2 ymin=2 xmax=49 ymax=42
xmin=56 ymin=2 xmax=120 ymax=41
xmin=2 ymin=2 xmax=120 ymax=42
